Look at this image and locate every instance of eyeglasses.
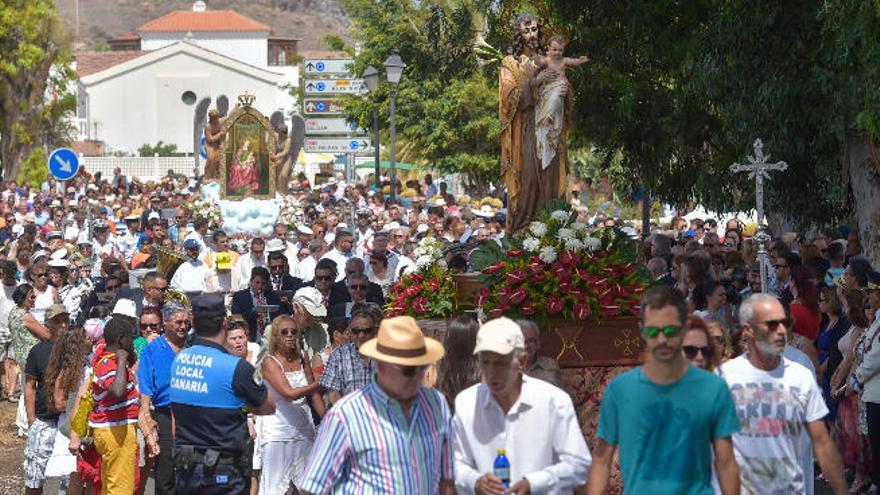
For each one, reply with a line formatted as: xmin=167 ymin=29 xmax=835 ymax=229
xmin=314 ymin=275 xmax=333 ymax=282
xmin=391 ymin=363 xmax=429 ymax=377
xmin=754 ymin=318 xmax=791 ymax=331
xmin=269 ymin=264 xmax=285 ymax=271
xmin=350 ymin=326 xmax=374 ymax=335
xmin=774 ymin=264 xmax=788 ymax=269
xmin=683 ymin=345 xmax=714 ymax=359
xmin=642 ymin=325 xmax=681 ymax=338
xmin=349 ymin=285 xmax=367 ymax=290
xmin=140 ymin=322 xmax=160 ymax=330
xmin=278 ymin=327 xmax=297 ymax=336
xmin=33 ymin=272 xmax=47 ymax=278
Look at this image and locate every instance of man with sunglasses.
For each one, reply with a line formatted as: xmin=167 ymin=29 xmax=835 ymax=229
xmin=454 ymin=317 xmax=589 ymax=494
xmin=300 ymin=315 xmax=453 ymax=494
xmin=137 ymin=303 xmax=190 ymax=495
xmin=720 ymin=294 xmax=846 ymax=495
xmin=319 ymin=308 xmax=378 ymax=406
xmin=589 ymin=285 xmax=741 ymax=495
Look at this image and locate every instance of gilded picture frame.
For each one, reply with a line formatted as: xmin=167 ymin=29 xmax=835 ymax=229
xmin=219 ymin=101 xmax=277 ymax=200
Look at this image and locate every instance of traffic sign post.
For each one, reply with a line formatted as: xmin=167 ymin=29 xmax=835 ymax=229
xmin=304 ymin=138 xmax=373 ymax=154
xmin=47 ymin=148 xmax=80 ymax=181
xmin=303 ymin=78 xmax=366 ymax=95
xmin=303 ymin=98 xmax=345 ymax=115
xmin=303 ymin=59 xmax=355 ymax=75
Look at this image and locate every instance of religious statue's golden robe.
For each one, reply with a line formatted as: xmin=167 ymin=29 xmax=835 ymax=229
xmin=499 ymin=54 xmax=572 ymax=233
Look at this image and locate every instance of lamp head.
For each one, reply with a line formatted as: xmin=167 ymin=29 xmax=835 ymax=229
xmin=383 ymin=53 xmax=406 ymax=85
xmin=363 ymin=65 xmax=380 ymax=92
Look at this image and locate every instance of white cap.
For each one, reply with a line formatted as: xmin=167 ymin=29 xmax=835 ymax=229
xmin=384 ymin=221 xmax=401 ymax=231
xmin=148 ymin=211 xmax=160 ymax=221
xmin=338 ymin=222 xmax=348 ymax=229
xmin=111 ymin=299 xmax=137 ymax=319
xmin=473 ymin=317 xmax=524 ymax=355
xmin=50 ymin=249 xmax=68 ymax=260
xmin=48 ymin=259 xmax=69 ymax=269
xmin=416 ymin=224 xmax=429 ymax=234
xmin=265 ymin=238 xmax=285 ymax=253
xmin=292 ymin=287 xmax=327 ymax=317
xmin=297 ymin=224 xmax=313 ymax=236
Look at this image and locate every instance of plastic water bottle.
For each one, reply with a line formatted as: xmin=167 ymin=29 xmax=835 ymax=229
xmin=493 ymin=448 xmax=510 ymax=489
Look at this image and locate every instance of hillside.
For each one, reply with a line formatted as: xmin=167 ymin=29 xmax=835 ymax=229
xmin=54 ymin=0 xmax=351 ymax=50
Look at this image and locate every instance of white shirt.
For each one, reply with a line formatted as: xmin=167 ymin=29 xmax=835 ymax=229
xmin=297 ymin=256 xmax=318 ymax=283
xmin=183 ymin=230 xmax=206 ymax=254
xmin=0 ymin=284 xmax=16 ymax=342
xmin=719 ymin=355 xmax=827 ymax=495
xmin=170 ymin=259 xmax=212 ymax=293
xmin=453 ymin=374 xmax=591 ymax=494
xmin=232 ymin=254 xmax=266 ymax=291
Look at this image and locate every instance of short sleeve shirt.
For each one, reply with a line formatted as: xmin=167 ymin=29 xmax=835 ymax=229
xmin=719 ymin=355 xmax=828 ymax=494
xmin=25 ymin=341 xmax=58 ymax=422
xmin=319 ymin=342 xmax=376 ymax=396
xmin=597 ymin=366 xmax=739 ymax=494
xmin=136 ymin=336 xmax=178 ymax=408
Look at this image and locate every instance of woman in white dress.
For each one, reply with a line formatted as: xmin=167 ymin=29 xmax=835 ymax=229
xmin=258 ymin=315 xmax=325 ymax=495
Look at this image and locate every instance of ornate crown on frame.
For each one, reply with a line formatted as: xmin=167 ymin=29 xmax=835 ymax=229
xmin=237 ymin=92 xmax=256 ymax=108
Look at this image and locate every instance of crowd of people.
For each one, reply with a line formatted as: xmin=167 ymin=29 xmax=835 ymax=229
xmin=1 ymin=164 xmax=879 ymax=494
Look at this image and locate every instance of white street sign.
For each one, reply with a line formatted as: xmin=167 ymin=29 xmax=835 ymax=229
xmin=304 ymin=138 xmax=373 ymax=153
xmin=303 ymin=78 xmax=365 ymax=95
xmin=303 ymin=59 xmax=354 ymax=75
xmin=304 ymin=118 xmax=362 ymax=135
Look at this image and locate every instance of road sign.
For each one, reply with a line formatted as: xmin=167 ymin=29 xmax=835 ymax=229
xmin=303 ymin=59 xmax=354 ymax=75
xmin=47 ymin=148 xmax=79 ymax=181
xmin=304 ymin=118 xmax=362 ymax=135
xmin=303 ymin=98 xmax=345 ymax=115
xmin=304 ymin=78 xmax=365 ymax=95
xmin=304 ymin=138 xmax=373 ymax=153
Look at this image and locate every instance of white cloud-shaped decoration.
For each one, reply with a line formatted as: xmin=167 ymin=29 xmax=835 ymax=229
xmin=200 ymin=182 xmax=281 ymax=236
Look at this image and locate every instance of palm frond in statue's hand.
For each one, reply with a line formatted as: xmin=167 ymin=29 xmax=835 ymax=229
xmin=474 ymin=36 xmax=503 ymax=66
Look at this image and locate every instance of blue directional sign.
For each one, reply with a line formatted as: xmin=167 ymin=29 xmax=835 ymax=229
xmin=47 ymin=148 xmax=79 ymax=181
xmin=200 ymin=135 xmax=207 ymax=159
xmin=316 ymin=102 xmax=326 ymax=112
xmin=316 ymin=82 xmax=326 ymax=92
xmin=316 ymin=62 xmax=325 ymax=72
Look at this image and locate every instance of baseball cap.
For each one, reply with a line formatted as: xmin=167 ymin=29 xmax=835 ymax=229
xmin=46 ymin=304 xmax=70 ymax=321
xmin=292 ymin=287 xmax=327 ymax=318
xmin=191 ymin=293 xmax=226 ymax=320
xmin=473 ymin=317 xmax=524 ymax=355
xmin=265 ymin=239 xmax=285 ymax=253
xmin=148 ymin=212 xmax=160 ymax=221
xmin=183 ymin=239 xmax=200 ymax=250
xmin=111 ymin=299 xmax=137 ymax=319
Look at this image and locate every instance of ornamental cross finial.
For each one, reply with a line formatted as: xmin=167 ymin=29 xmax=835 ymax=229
xmin=238 ymin=92 xmax=256 ymax=108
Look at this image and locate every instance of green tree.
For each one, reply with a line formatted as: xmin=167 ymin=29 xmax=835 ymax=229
xmin=341 ymin=0 xmax=500 ymax=190
xmin=0 ymin=0 xmax=75 ymax=180
xmin=138 ymin=141 xmax=179 ymax=157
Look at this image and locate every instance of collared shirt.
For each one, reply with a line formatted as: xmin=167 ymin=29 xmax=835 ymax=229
xmin=170 ymin=259 xmax=211 ymax=293
xmin=453 ymin=374 xmax=591 ymax=494
xmin=320 ymin=249 xmax=353 ymax=282
xmin=137 ymin=335 xmax=178 ymax=408
xmin=319 ymin=342 xmax=376 ymax=397
xmin=524 ymin=355 xmax=564 ymax=389
xmin=298 ymin=376 xmax=454 ymax=494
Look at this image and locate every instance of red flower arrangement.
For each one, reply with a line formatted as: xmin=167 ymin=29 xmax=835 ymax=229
xmin=386 ymin=237 xmax=456 ymax=318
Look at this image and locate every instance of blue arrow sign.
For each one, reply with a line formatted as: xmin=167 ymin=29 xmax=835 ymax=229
xmin=349 ymin=140 xmax=359 ymax=150
xmin=316 ymin=102 xmax=326 ymax=112
xmin=316 ymin=82 xmax=326 ymax=92
xmin=47 ymin=148 xmax=79 ymax=181
xmin=316 ymin=62 xmax=325 ymax=72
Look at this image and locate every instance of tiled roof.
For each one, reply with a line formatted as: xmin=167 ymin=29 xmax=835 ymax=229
xmin=75 ymin=51 xmax=147 ymax=77
xmin=136 ymin=10 xmax=271 ymax=33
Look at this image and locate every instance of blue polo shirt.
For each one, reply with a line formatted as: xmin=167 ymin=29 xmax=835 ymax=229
xmin=137 ymin=335 xmax=178 ymax=408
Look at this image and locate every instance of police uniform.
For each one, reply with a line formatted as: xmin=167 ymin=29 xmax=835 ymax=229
xmin=170 ymin=294 xmax=269 ymax=495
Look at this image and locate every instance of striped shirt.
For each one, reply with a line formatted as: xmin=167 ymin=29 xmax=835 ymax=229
xmin=89 ymin=350 xmax=139 ymax=427
xmin=298 ymin=376 xmax=454 ymax=494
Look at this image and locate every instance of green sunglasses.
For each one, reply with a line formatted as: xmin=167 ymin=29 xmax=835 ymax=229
xmin=642 ymin=325 xmax=682 ymax=338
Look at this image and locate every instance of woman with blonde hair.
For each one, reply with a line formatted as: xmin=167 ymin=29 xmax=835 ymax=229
xmin=258 ymin=315 xmax=324 ymax=495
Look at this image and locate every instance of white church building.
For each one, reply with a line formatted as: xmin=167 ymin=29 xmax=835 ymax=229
xmin=73 ymin=1 xmax=300 ymax=155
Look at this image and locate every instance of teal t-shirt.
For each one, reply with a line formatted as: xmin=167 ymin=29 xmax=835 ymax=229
xmin=597 ymin=365 xmax=739 ymax=494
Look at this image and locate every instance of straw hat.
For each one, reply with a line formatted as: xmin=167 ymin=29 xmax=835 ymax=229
xmin=359 ymin=316 xmax=445 ymax=366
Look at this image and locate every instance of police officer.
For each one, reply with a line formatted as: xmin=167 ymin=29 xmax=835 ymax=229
xmin=170 ymin=293 xmax=275 ymax=494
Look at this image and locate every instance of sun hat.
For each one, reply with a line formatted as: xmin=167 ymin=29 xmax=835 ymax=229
xmin=292 ymin=287 xmax=327 ymax=318
xmin=359 ymin=316 xmax=445 ymax=366
xmin=265 ymin=239 xmax=286 ymax=253
xmin=473 ymin=317 xmax=525 ymax=355
xmin=297 ymin=224 xmax=313 ymax=236
xmin=111 ymin=299 xmax=137 ymax=319
xmin=45 ymin=304 xmax=70 ymax=321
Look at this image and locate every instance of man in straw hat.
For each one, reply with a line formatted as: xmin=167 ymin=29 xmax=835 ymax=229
xmin=453 ymin=317 xmax=590 ymax=494
xmin=298 ymin=316 xmax=454 ymax=494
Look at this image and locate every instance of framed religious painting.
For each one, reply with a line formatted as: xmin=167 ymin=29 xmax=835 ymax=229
xmin=219 ymin=93 xmax=277 ymax=200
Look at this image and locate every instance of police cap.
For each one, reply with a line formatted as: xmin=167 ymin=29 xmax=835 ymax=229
xmin=191 ymin=293 xmax=225 ymax=320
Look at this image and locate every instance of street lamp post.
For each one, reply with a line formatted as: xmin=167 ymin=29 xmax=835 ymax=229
xmin=383 ymin=52 xmax=405 ymax=202
xmin=363 ymin=65 xmax=381 ymax=192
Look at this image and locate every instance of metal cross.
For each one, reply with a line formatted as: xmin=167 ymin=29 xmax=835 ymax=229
xmin=729 ymin=138 xmax=788 ymax=293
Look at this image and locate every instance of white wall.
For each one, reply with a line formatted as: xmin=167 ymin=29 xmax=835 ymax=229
xmin=84 ymin=50 xmax=283 ymax=154
xmin=140 ymin=32 xmax=268 ymax=68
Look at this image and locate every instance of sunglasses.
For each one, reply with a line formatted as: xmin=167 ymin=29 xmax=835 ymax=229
xmin=278 ymin=327 xmax=298 ymax=336
xmin=350 ymin=326 xmax=374 ymax=335
xmin=683 ymin=345 xmax=714 ymax=359
xmin=755 ymin=318 xmax=791 ymax=331
xmin=642 ymin=325 xmax=681 ymax=338
xmin=349 ymin=285 xmax=367 ymax=290
xmin=33 ymin=272 xmax=47 ymax=278
xmin=314 ymin=275 xmax=333 ymax=282
xmin=270 ymin=264 xmax=285 ymax=271
xmin=774 ymin=264 xmax=788 ymax=269
xmin=140 ymin=322 xmax=160 ymax=330
xmin=152 ymin=286 xmax=168 ymax=291
xmin=392 ymin=363 xmax=429 ymax=377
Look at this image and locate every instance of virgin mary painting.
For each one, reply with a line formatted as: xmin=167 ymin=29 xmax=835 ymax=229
xmin=228 ymin=140 xmax=260 ymax=195
xmin=221 ymin=110 xmax=275 ymax=199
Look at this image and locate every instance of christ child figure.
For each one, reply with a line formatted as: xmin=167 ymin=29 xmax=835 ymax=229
xmin=533 ymin=35 xmax=588 ymax=169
